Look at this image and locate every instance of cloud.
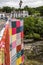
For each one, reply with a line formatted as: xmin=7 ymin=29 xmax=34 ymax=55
xmin=0 ymin=0 xmax=43 ymax=8
xmin=0 ymin=0 xmax=19 ymax=8
xmin=22 ymin=0 xmax=43 ymax=8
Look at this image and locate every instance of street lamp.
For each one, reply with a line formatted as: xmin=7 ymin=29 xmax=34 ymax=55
xmin=19 ymin=0 xmax=23 ymax=9
xmin=19 ymin=0 xmax=23 ymax=17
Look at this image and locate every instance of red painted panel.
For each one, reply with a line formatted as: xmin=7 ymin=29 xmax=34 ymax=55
xmin=16 ymin=45 xmax=21 ymax=53
xmin=16 ymin=21 xmax=20 ymax=27
xmin=12 ymin=28 xmax=16 ymax=35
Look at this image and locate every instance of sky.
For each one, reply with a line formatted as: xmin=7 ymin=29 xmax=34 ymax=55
xmin=0 ymin=0 xmax=43 ymax=8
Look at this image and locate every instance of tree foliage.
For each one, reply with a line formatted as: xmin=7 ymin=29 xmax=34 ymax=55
xmin=0 ymin=6 xmax=43 ymax=15
xmin=24 ymin=16 xmax=43 ymax=39
xmin=2 ymin=6 xmax=15 ymax=13
xmin=24 ymin=6 xmax=43 ymax=16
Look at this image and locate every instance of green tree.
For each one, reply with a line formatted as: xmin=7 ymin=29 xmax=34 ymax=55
xmin=36 ymin=6 xmax=43 ymax=16
xmin=2 ymin=6 xmax=12 ymax=13
xmin=0 ymin=8 xmax=2 ymax=12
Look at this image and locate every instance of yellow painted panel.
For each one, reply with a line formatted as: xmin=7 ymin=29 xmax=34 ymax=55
xmin=9 ymin=28 xmax=12 ymax=36
xmin=0 ymin=51 xmax=3 ymax=64
xmin=16 ymin=57 xmax=22 ymax=65
xmin=0 ymin=50 xmax=5 ymax=64
xmin=12 ymin=34 xmax=16 ymax=42
xmin=16 ymin=58 xmax=19 ymax=65
xmin=19 ymin=57 xmax=22 ymax=64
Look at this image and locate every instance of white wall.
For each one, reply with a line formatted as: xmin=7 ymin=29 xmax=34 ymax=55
xmin=11 ymin=11 xmax=29 ymax=18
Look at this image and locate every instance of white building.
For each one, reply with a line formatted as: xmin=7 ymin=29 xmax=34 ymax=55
xmin=22 ymin=11 xmax=29 ymax=17
xmin=0 ymin=13 xmax=5 ymax=19
xmin=11 ymin=10 xmax=29 ymax=18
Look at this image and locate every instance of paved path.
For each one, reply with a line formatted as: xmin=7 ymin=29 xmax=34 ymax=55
xmin=0 ymin=19 xmax=6 ymax=31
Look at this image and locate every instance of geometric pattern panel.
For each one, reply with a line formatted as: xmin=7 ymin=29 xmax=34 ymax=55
xmin=0 ymin=19 xmax=24 ymax=65
xmin=10 ymin=19 xmax=24 ymax=65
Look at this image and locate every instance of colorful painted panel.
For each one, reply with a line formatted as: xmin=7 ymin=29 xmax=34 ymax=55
xmin=0 ymin=19 xmax=24 ymax=65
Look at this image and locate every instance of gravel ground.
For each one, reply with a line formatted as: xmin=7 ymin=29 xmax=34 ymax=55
xmin=0 ymin=19 xmax=6 ymax=31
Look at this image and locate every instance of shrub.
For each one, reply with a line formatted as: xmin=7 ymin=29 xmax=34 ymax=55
xmin=33 ymin=33 xmax=40 ymax=40
xmin=24 ymin=35 xmax=29 ymax=39
xmin=28 ymin=33 xmax=33 ymax=39
xmin=24 ymin=33 xmax=33 ymax=39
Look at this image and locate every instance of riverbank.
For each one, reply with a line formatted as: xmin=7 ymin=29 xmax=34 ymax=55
xmin=23 ymin=39 xmax=43 ymax=65
xmin=24 ymin=38 xmax=43 ymax=43
xmin=23 ymin=59 xmax=43 ymax=65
